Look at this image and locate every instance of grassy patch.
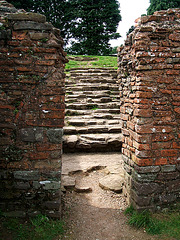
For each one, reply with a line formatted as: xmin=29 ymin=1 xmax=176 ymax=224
xmin=0 ymin=214 xmax=64 ymax=240
xmin=125 ymin=204 xmax=180 ymax=238
xmin=65 ymin=55 xmax=118 ymax=69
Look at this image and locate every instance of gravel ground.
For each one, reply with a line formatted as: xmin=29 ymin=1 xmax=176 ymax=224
xmin=61 ymin=153 xmax=160 ymax=240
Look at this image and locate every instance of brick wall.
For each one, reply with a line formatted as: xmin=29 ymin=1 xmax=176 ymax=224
xmin=117 ymin=9 xmax=180 ymax=211
xmin=0 ymin=1 xmax=67 ymax=218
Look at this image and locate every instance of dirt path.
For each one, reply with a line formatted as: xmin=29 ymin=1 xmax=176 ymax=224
xmin=61 ymin=153 xmax=159 ymax=240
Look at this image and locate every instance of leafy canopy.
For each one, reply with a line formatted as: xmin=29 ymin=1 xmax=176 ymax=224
xmin=67 ymin=0 xmax=121 ymax=55
xmin=147 ymin=0 xmax=180 ymax=15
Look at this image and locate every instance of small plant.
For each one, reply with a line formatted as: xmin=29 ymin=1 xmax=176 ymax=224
xmin=91 ymin=106 xmax=99 ymax=110
xmin=1 ymin=214 xmax=64 ymax=240
xmin=125 ymin=205 xmax=180 ymax=237
xmin=41 ymin=38 xmax=48 ymax=43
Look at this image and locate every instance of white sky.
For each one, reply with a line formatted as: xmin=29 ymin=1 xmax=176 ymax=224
xmin=110 ymin=0 xmax=150 ymax=47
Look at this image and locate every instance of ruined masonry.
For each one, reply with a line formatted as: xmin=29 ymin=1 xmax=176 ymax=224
xmin=0 ymin=0 xmax=180 ymax=217
xmin=0 ymin=1 xmax=67 ymax=218
xmin=64 ymin=67 xmax=123 ymax=152
xmin=118 ymin=9 xmax=180 ymax=210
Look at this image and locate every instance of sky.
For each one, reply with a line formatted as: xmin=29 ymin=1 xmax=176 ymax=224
xmin=110 ymin=0 xmax=150 ymax=47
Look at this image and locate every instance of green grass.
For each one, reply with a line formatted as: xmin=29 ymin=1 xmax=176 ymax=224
xmin=125 ymin=204 xmax=180 ymax=238
xmin=0 ymin=214 xmax=64 ymax=240
xmin=65 ymin=55 xmax=118 ymax=69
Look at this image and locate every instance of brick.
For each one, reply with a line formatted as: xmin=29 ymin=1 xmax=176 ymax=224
xmin=161 ymin=149 xmax=178 ymax=157
xmin=136 ymin=91 xmax=153 ymax=98
xmin=174 ymin=107 xmax=180 ymax=114
xmin=152 ymin=142 xmax=171 ymax=150
xmin=133 ymin=141 xmax=151 ymax=150
xmin=134 ymin=109 xmax=152 ymax=117
xmin=12 ymin=31 xmax=27 ymax=40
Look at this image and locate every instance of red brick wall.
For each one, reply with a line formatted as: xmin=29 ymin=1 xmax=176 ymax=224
xmin=0 ymin=1 xmax=67 ymax=217
xmin=118 ymin=9 xmax=180 ymax=211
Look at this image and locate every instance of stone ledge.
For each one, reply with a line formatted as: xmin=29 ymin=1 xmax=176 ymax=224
xmin=13 ymin=21 xmax=53 ymax=31
xmin=7 ymin=12 xmax=46 ymax=22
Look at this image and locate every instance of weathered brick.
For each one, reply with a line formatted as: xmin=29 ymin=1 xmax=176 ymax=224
xmin=0 ymin=1 xmax=66 ymax=217
xmin=118 ymin=8 xmax=180 ymax=210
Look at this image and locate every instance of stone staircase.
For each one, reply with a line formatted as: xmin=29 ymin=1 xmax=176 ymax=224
xmin=63 ymin=68 xmax=123 ymax=153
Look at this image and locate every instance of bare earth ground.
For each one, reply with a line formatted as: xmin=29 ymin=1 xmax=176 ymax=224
xmin=61 ymin=153 xmax=160 ymax=240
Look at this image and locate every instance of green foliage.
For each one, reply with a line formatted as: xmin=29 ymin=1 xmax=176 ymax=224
xmin=125 ymin=205 xmax=180 ymax=238
xmin=66 ymin=0 xmax=121 ymax=55
xmin=1 ymin=214 xmax=64 ymax=240
xmin=8 ymin=0 xmax=34 ymax=10
xmin=147 ymin=0 xmax=180 ymax=15
xmin=65 ymin=55 xmax=118 ymax=69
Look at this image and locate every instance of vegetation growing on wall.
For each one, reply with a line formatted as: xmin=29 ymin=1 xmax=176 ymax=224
xmin=147 ymin=0 xmax=180 ymax=15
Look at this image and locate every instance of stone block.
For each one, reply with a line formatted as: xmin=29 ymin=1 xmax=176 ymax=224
xmin=14 ymin=181 xmax=30 ymax=190
xmin=131 ymin=189 xmax=151 ymax=206
xmin=47 ymin=128 xmax=63 ymax=143
xmin=7 ymin=12 xmax=46 ymax=22
xmin=19 ymin=128 xmax=44 ymax=142
xmin=134 ymin=165 xmax=160 ymax=173
xmin=161 ymin=165 xmax=176 ymax=172
xmin=27 ymin=210 xmax=41 ymax=217
xmin=43 ymin=200 xmax=61 ymax=210
xmin=44 ymin=210 xmax=61 ymax=219
xmin=14 ymin=171 xmax=40 ymax=180
xmin=13 ymin=21 xmax=53 ymax=31
xmin=29 ymin=32 xmax=49 ymax=40
xmin=42 ymin=171 xmax=61 ymax=180
xmin=166 ymin=179 xmax=180 ymax=192
xmin=159 ymin=194 xmax=177 ymax=204
xmin=132 ymin=170 xmax=157 ymax=182
xmin=39 ymin=180 xmax=60 ymax=190
xmin=3 ymin=211 xmax=26 ymax=218
xmin=132 ymin=179 xmax=164 ymax=196
xmin=0 ymin=170 xmax=8 ymax=179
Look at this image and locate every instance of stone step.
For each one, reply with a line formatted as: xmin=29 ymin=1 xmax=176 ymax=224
xmin=66 ymin=91 xmax=120 ymax=98
xmin=66 ymin=85 xmax=119 ymax=91
xmin=64 ymin=67 xmax=121 ymax=153
xmin=70 ymin=72 xmax=116 ymax=77
xmin=66 ymin=77 xmax=118 ymax=84
xmin=64 ymin=124 xmax=122 ymax=134
xmin=65 ymin=108 xmax=120 ymax=116
xmin=65 ymin=118 xmax=122 ymax=127
xmin=63 ymin=133 xmax=123 ymax=153
xmin=65 ymin=97 xmax=120 ymax=104
xmin=66 ymin=102 xmax=120 ymax=110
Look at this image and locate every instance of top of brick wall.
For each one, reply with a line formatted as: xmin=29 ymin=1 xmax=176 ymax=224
xmin=0 ymin=0 xmax=50 ymax=28
xmin=119 ymin=8 xmax=180 ymax=48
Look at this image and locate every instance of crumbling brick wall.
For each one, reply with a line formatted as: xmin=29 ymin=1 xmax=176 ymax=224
xmin=0 ymin=1 xmax=67 ymax=217
xmin=118 ymin=9 xmax=180 ymax=211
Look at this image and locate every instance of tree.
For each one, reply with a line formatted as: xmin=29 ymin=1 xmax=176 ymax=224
xmin=147 ymin=0 xmax=180 ymax=15
xmin=8 ymin=0 xmax=33 ymax=10
xmin=67 ymin=0 xmax=121 ymax=55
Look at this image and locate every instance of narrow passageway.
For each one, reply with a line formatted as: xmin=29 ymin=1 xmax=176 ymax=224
xmin=61 ymin=153 xmax=158 ymax=240
xmin=61 ymin=58 xmax=159 ymax=240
